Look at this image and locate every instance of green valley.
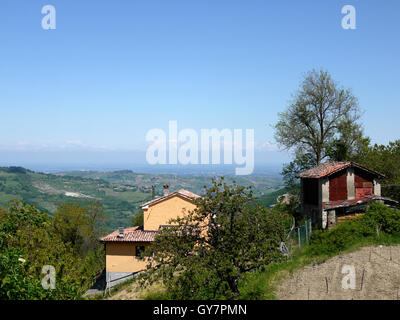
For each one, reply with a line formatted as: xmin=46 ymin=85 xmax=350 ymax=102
xmin=0 ymin=166 xmax=283 ymax=231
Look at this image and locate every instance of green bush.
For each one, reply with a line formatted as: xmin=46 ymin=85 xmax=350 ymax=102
xmin=308 ymin=202 xmax=400 ymax=257
xmin=309 ymin=220 xmax=365 ymax=256
xmin=0 ymin=200 xmax=105 ymax=300
xmin=363 ymin=202 xmax=400 ymax=234
xmin=0 ymin=247 xmax=43 ymax=299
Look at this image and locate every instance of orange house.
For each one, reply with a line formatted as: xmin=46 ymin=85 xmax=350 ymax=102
xmin=100 ymin=185 xmax=200 ymax=287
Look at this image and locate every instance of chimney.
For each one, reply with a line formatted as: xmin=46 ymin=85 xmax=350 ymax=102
xmin=118 ymin=227 xmax=124 ymax=238
xmin=151 ymin=185 xmax=156 ymax=199
xmin=163 ymin=183 xmax=169 ymax=196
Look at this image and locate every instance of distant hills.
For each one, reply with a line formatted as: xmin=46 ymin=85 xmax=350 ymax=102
xmin=0 ymin=166 xmax=283 ymax=231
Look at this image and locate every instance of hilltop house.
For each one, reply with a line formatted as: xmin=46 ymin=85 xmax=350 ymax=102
xmin=100 ymin=184 xmax=200 ymax=287
xmin=297 ymin=161 xmax=398 ymax=229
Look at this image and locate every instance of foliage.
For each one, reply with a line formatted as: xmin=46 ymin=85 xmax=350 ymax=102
xmin=382 ymin=185 xmax=400 ymax=204
xmin=355 ymin=140 xmax=400 ymax=181
xmin=132 ymin=211 xmax=144 ymax=227
xmin=325 ymin=116 xmax=370 ymax=162
xmin=0 ymin=200 xmax=105 ymax=300
xmin=274 ymin=69 xmax=362 ymax=164
xmin=0 ymin=247 xmax=43 ymax=299
xmin=363 ymin=202 xmax=400 ymax=234
xmin=309 ymin=202 xmax=400 ymax=256
xmin=308 ymin=221 xmax=369 ymax=256
xmin=327 ymin=135 xmax=370 ymax=162
xmin=274 ymin=198 xmax=303 ymax=226
xmin=53 ymin=201 xmax=107 ymax=256
xmin=139 ymin=178 xmax=292 ymax=299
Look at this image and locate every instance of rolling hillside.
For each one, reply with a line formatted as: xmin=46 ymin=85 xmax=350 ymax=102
xmin=57 ymin=169 xmax=283 ymax=197
xmin=0 ymin=167 xmax=283 ymax=231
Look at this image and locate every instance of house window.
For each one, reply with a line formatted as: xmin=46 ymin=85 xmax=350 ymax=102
xmin=135 ymin=246 xmax=145 ymax=259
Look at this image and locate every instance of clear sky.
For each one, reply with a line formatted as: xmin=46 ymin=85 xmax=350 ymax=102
xmin=0 ymin=0 xmax=399 ymax=170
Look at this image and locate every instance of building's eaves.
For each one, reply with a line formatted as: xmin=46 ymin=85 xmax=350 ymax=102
xmin=100 ymin=226 xmax=157 ymax=242
xmin=322 ymin=195 xmax=397 ymax=210
xmin=140 ymin=189 xmax=200 ymax=208
xmin=296 ymin=161 xmax=386 ymax=179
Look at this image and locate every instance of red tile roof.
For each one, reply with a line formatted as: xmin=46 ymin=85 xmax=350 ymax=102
xmin=100 ymin=226 xmax=156 ymax=242
xmin=140 ymin=189 xmax=200 ymax=208
xmin=296 ymin=161 xmax=386 ymax=179
xmin=323 ymin=195 xmax=398 ymax=210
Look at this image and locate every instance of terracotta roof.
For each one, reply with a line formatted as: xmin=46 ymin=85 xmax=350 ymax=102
xmin=296 ymin=161 xmax=386 ymax=179
xmin=323 ymin=195 xmax=398 ymax=210
xmin=140 ymin=189 xmax=200 ymax=208
xmin=100 ymin=226 xmax=156 ymax=242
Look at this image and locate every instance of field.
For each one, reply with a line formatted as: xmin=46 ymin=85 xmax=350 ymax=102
xmin=0 ymin=166 xmax=283 ymax=231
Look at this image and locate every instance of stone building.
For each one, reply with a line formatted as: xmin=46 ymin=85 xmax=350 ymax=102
xmin=297 ymin=161 xmax=397 ymax=229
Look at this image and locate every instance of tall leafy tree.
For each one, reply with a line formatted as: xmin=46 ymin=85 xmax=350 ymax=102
xmin=53 ymin=201 xmax=106 ymax=256
xmin=139 ymin=178 xmax=291 ymax=299
xmin=274 ymin=69 xmax=362 ymax=164
xmin=326 ymin=119 xmax=370 ymax=162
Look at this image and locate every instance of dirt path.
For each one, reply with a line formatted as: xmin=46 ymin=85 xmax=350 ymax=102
xmin=106 ymin=281 xmax=144 ymax=300
xmin=105 ymin=280 xmax=164 ymax=300
xmin=276 ymin=245 xmax=400 ymax=300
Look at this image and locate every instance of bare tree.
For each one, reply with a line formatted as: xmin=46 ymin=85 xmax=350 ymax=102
xmin=274 ymin=69 xmax=362 ymax=164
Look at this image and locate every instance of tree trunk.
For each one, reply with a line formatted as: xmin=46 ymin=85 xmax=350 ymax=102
xmin=227 ymin=276 xmax=240 ymax=298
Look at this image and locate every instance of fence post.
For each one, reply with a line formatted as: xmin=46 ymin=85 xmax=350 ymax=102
xmin=298 ymin=227 xmax=301 ymax=249
xmin=305 ymin=220 xmax=308 ymax=243
xmin=104 ymin=273 xmax=109 ymax=297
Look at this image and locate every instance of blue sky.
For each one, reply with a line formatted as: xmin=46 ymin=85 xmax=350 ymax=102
xmin=0 ymin=0 xmax=399 ymax=170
